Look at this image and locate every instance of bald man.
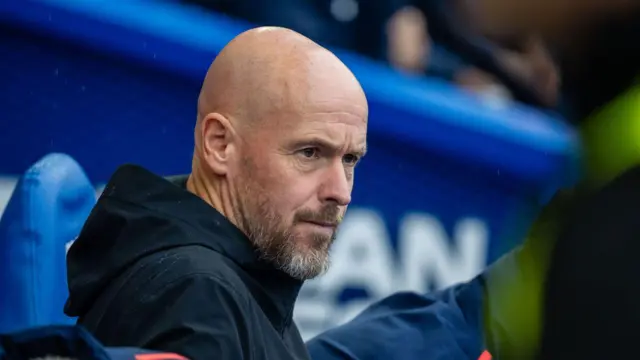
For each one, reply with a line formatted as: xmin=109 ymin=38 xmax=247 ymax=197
xmin=64 ymin=27 xmax=368 ymax=360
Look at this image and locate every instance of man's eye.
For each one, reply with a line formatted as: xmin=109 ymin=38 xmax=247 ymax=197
xmin=300 ymin=148 xmax=319 ymax=158
xmin=343 ymin=154 xmax=359 ymax=165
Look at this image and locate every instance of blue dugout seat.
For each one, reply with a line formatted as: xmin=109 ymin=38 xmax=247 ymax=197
xmin=0 ymin=153 xmax=96 ymax=333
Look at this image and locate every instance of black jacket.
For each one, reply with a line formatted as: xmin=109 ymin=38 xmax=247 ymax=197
xmin=64 ymin=165 xmax=310 ymax=360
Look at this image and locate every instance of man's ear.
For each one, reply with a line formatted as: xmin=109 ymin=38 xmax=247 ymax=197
xmin=200 ymin=112 xmax=235 ymax=176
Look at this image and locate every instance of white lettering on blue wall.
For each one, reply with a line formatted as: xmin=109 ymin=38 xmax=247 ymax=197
xmin=294 ymin=208 xmax=489 ymax=340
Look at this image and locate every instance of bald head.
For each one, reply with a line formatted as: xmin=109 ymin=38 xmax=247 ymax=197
xmin=190 ymin=27 xmax=368 ymax=280
xmin=197 ymin=27 xmax=365 ymax=127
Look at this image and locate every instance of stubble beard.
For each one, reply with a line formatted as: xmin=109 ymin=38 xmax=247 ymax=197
xmin=233 ymin=171 xmax=335 ymax=280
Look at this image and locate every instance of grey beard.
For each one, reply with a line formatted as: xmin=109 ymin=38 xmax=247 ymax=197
xmin=245 ymin=215 xmax=332 ymax=280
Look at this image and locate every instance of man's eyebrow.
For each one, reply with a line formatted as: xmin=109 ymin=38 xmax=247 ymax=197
xmin=295 ymin=138 xmax=367 ymax=156
xmin=359 ymin=145 xmax=367 ymax=157
xmin=298 ymin=137 xmax=336 ymax=148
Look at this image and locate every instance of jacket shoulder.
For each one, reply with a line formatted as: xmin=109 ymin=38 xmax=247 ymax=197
xmin=115 ymin=268 xmax=255 ymax=359
xmin=133 ymin=245 xmax=248 ymax=296
xmin=307 ymin=280 xmax=486 ymax=360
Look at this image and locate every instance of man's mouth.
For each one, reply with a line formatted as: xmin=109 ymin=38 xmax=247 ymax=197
xmin=302 ymin=220 xmax=338 ymax=228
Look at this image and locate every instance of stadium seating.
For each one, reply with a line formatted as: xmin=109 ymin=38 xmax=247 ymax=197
xmin=0 ymin=154 xmax=96 ymax=333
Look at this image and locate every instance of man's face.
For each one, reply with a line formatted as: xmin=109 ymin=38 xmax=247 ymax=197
xmin=231 ymin=94 xmax=368 ymax=280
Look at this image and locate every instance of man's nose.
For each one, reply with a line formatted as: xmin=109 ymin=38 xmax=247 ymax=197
xmin=319 ymin=161 xmax=352 ymax=206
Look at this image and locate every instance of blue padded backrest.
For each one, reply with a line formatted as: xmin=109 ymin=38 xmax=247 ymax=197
xmin=0 ymin=153 xmax=96 ymax=333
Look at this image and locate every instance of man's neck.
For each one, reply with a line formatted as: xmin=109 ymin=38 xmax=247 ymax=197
xmin=186 ymin=169 xmax=240 ymax=229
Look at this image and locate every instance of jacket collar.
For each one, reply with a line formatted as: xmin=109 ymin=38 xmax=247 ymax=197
xmin=107 ymin=165 xmax=303 ymax=328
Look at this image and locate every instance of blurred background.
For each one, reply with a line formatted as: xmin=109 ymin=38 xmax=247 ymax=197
xmin=1 ymin=0 xmax=636 ymax=342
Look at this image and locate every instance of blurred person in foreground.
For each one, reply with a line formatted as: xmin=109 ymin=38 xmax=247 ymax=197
xmin=537 ymin=8 xmax=640 ymax=359
xmin=308 ymin=4 xmax=640 ymax=360
xmin=64 ymin=27 xmax=368 ymax=360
